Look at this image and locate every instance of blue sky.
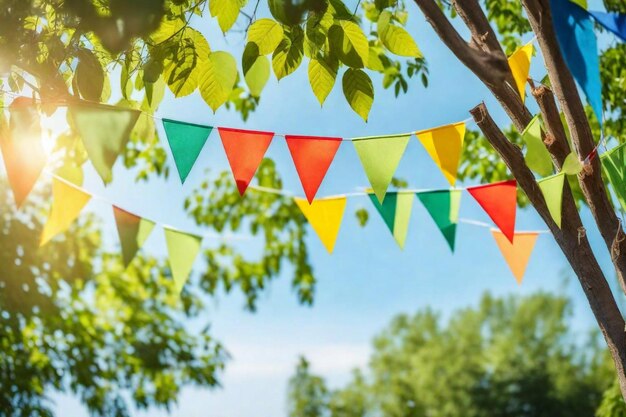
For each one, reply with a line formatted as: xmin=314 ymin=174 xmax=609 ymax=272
xmin=50 ymin=1 xmax=624 ymax=416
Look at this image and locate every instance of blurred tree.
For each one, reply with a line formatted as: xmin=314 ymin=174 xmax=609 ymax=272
xmin=287 ymin=357 xmax=330 ymax=417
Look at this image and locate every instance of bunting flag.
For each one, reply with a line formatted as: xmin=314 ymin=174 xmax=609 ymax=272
xmin=416 ymin=190 xmax=462 ymax=251
xmin=218 ymin=127 xmax=274 ymax=195
xmin=352 ymin=134 xmax=410 ymax=203
xmin=0 ymin=98 xmax=47 ymax=208
xmin=164 ymin=227 xmax=203 ymax=293
xmin=40 ymin=178 xmax=91 ymax=246
xmin=162 ymin=119 xmax=213 ymax=184
xmin=415 ymin=122 xmax=466 ymax=186
xmin=508 ymin=41 xmax=534 ymax=102
xmin=522 ymin=115 xmax=553 ymax=177
xmin=491 ymin=230 xmax=538 ymax=284
xmin=285 ymin=135 xmax=342 ymax=203
xmin=368 ymin=192 xmax=414 ymax=249
xmin=538 ymin=172 xmax=565 ymax=228
xmin=601 ymin=142 xmax=626 ymax=213
xmin=589 ymin=11 xmax=626 ymax=42
xmin=295 ymin=196 xmax=347 ymax=253
xmin=467 ymin=180 xmax=517 ymax=243
xmin=113 ymin=207 xmax=156 ymax=267
xmin=71 ymin=104 xmax=141 ymax=184
xmin=550 ymin=0 xmax=603 ymax=124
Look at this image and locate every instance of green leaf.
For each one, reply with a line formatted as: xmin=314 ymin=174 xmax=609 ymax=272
xmin=76 ymin=50 xmax=104 ymax=101
xmin=342 ymin=68 xmax=374 ymax=121
xmin=209 ymin=0 xmax=247 ymax=32
xmin=272 ymin=26 xmax=304 ymax=80
xmin=248 ymin=18 xmax=284 ymax=55
xmin=198 ymin=51 xmax=238 ymax=112
xmin=308 ymin=56 xmax=338 ymax=105
xmin=379 ymin=19 xmax=422 ymax=58
xmin=338 ymin=20 xmax=369 ymax=64
xmin=163 ymin=29 xmax=210 ymax=97
xmin=150 ymin=18 xmax=186 ymax=44
xmin=243 ymin=43 xmax=270 ymax=96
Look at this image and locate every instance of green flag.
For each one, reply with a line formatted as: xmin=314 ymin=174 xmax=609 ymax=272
xmin=417 ymin=189 xmax=461 ymax=251
xmin=162 ymin=118 xmax=213 ymax=183
xmin=522 ymin=115 xmax=553 ymax=177
xmin=71 ymin=104 xmax=140 ymax=184
xmin=368 ymin=192 xmax=414 ymax=249
xmin=601 ymin=143 xmax=626 ymax=214
xmin=113 ymin=206 xmax=155 ymax=267
xmin=164 ymin=227 xmax=202 ymax=293
xmin=353 ymin=134 xmax=410 ymax=203
xmin=538 ymin=172 xmax=565 ymax=228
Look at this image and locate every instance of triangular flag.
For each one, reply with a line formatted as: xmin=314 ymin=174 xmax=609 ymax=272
xmin=538 ymin=172 xmax=565 ymax=228
xmin=295 ymin=196 xmax=347 ymax=253
xmin=368 ymin=192 xmax=414 ymax=249
xmin=416 ymin=122 xmax=465 ymax=186
xmin=508 ymin=42 xmax=534 ymax=102
xmin=417 ymin=189 xmax=462 ymax=251
xmin=491 ymin=230 xmax=538 ymax=284
xmin=113 ymin=206 xmax=156 ymax=267
xmin=467 ymin=180 xmax=517 ymax=243
xmin=352 ymin=134 xmax=410 ymax=203
xmin=285 ymin=135 xmax=342 ymax=203
xmin=522 ymin=115 xmax=553 ymax=177
xmin=218 ymin=127 xmax=274 ymax=195
xmin=589 ymin=11 xmax=626 ymax=42
xmin=164 ymin=227 xmax=202 ymax=293
xmin=71 ymin=104 xmax=140 ymax=184
xmin=601 ymin=142 xmax=626 ymax=213
xmin=0 ymin=98 xmax=47 ymax=208
xmin=40 ymin=178 xmax=91 ymax=246
xmin=162 ymin=118 xmax=213 ymax=184
xmin=551 ymin=0 xmax=603 ymax=124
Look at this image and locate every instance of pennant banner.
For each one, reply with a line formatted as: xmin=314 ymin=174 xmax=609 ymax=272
xmin=286 ymin=135 xmax=342 ymax=203
xmin=550 ymin=0 xmax=603 ymax=124
xmin=164 ymin=227 xmax=203 ymax=293
xmin=522 ymin=115 xmax=553 ymax=177
xmin=416 ymin=122 xmax=465 ymax=186
xmin=0 ymin=98 xmax=47 ymax=208
xmin=467 ymin=180 xmax=517 ymax=243
xmin=492 ymin=230 xmax=538 ymax=284
xmin=417 ymin=189 xmax=461 ymax=251
xmin=113 ymin=206 xmax=156 ymax=267
xmin=353 ymin=134 xmax=410 ymax=203
xmin=368 ymin=192 xmax=414 ymax=249
xmin=508 ymin=42 xmax=534 ymax=103
xmin=295 ymin=196 xmax=347 ymax=253
xmin=40 ymin=178 xmax=91 ymax=246
xmin=589 ymin=11 xmax=626 ymax=42
xmin=218 ymin=127 xmax=274 ymax=195
xmin=162 ymin=118 xmax=213 ymax=184
xmin=601 ymin=142 xmax=626 ymax=213
xmin=538 ymin=172 xmax=565 ymax=228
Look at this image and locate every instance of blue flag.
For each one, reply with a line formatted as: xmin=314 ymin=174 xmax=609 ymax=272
xmin=589 ymin=11 xmax=626 ymax=42
xmin=550 ymin=0 xmax=603 ymax=125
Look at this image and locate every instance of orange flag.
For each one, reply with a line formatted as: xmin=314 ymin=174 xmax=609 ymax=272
xmin=467 ymin=180 xmax=517 ymax=243
xmin=40 ymin=178 xmax=91 ymax=246
xmin=491 ymin=230 xmax=538 ymax=284
xmin=285 ymin=135 xmax=342 ymax=203
xmin=218 ymin=127 xmax=274 ymax=195
xmin=0 ymin=98 xmax=47 ymax=208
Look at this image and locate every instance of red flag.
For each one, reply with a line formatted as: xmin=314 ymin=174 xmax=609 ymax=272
xmin=468 ymin=179 xmax=517 ymax=242
xmin=285 ymin=135 xmax=342 ymax=203
xmin=218 ymin=127 xmax=274 ymax=195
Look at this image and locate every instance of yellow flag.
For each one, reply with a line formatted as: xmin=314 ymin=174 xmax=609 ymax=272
xmin=508 ymin=42 xmax=534 ymax=103
xmin=416 ymin=122 xmax=466 ymax=186
xmin=491 ymin=230 xmax=538 ymax=284
xmin=40 ymin=178 xmax=91 ymax=246
xmin=295 ymin=196 xmax=347 ymax=253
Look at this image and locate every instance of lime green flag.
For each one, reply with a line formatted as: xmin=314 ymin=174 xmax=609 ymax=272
xmin=368 ymin=192 xmax=414 ymax=249
xmin=522 ymin=115 xmax=553 ymax=177
xmin=71 ymin=104 xmax=141 ymax=184
xmin=353 ymin=134 xmax=410 ymax=203
xmin=162 ymin=119 xmax=213 ymax=183
xmin=416 ymin=189 xmax=461 ymax=251
xmin=538 ymin=172 xmax=565 ymax=228
xmin=164 ymin=227 xmax=203 ymax=293
xmin=113 ymin=206 xmax=155 ymax=267
xmin=601 ymin=143 xmax=626 ymax=213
